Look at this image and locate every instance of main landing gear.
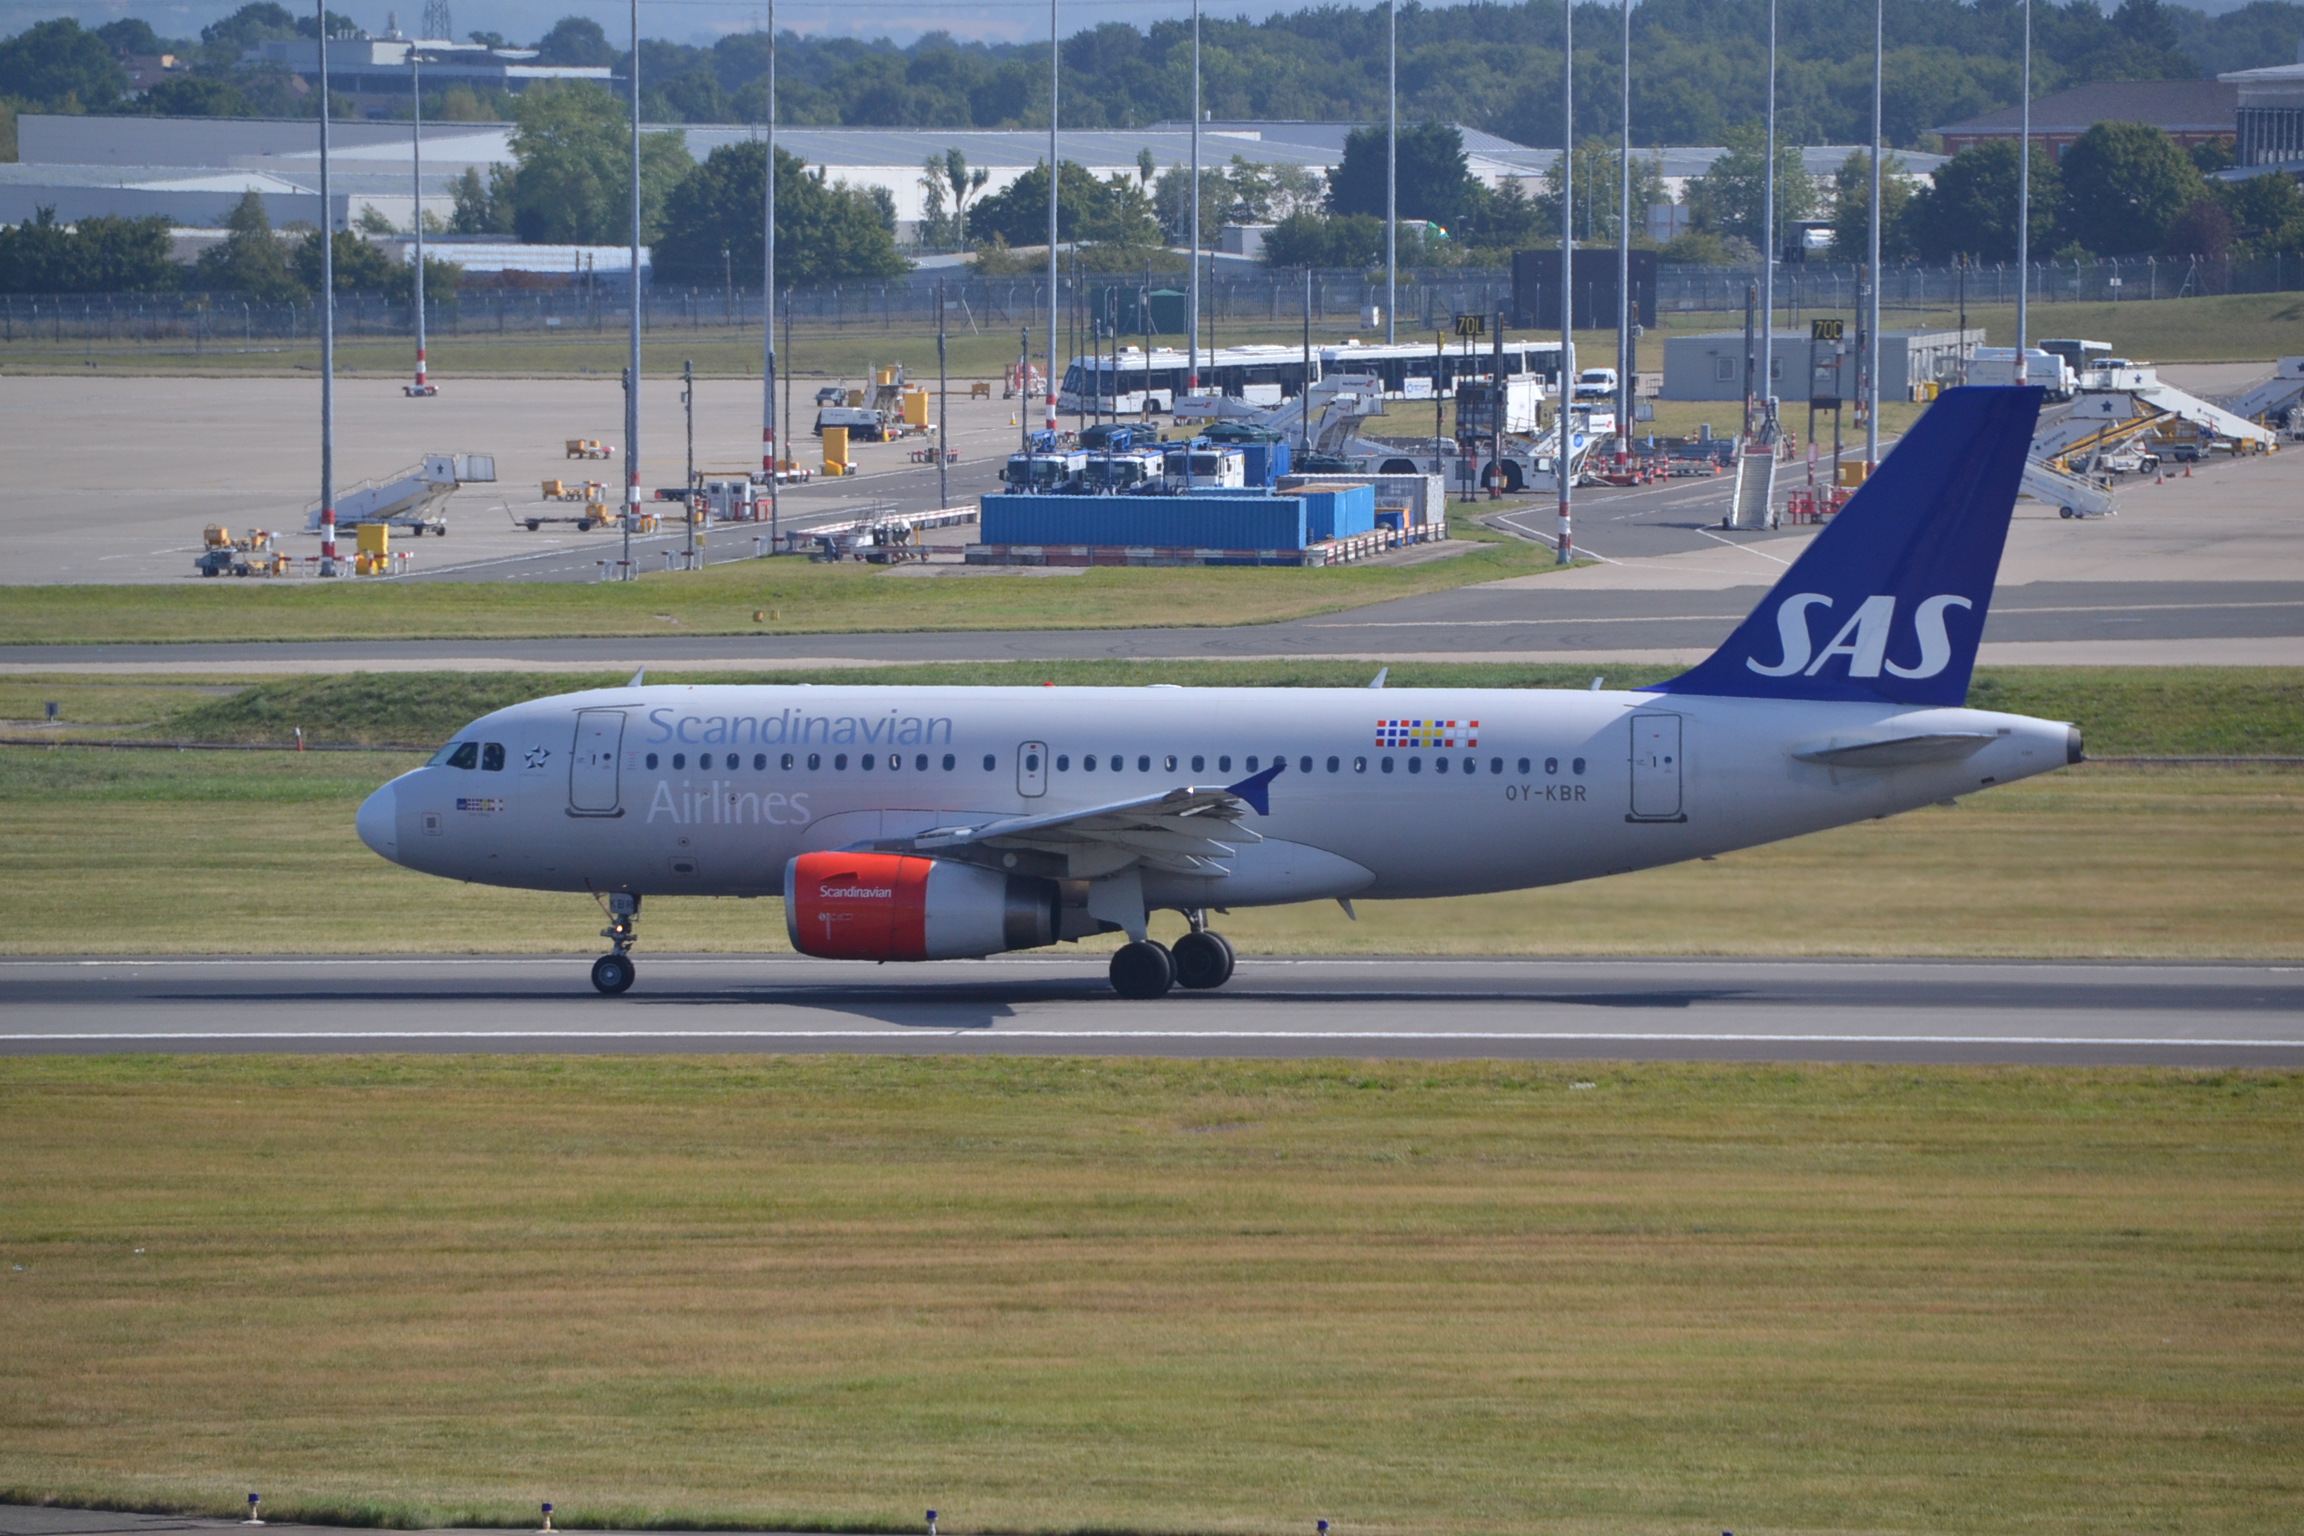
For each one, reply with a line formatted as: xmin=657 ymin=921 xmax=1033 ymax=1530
xmin=1108 ymin=912 xmax=1236 ymax=999
xmin=591 ymin=891 xmax=639 ymax=994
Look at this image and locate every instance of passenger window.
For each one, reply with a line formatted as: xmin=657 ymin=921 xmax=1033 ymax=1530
xmin=861 ymin=754 xmax=875 ymax=770
xmin=671 ymin=752 xmax=686 ymax=770
xmin=754 ymin=753 xmax=767 ymax=771
xmin=1137 ymin=755 xmax=1150 ymax=772
xmin=1219 ymin=756 xmax=1232 ymax=773
xmin=1326 ymin=756 xmax=1339 ymax=772
xmin=1381 ymin=756 xmax=1395 ymax=774
xmin=834 ymin=754 xmax=848 ymax=770
xmin=444 ymin=742 xmax=479 ymax=770
xmin=1084 ymin=754 xmax=1097 ymax=771
xmin=1354 ymin=756 xmax=1367 ymax=773
xmin=481 ymin=743 xmax=506 ymax=772
xmin=1192 ymin=755 xmax=1206 ymax=772
xmin=781 ymin=753 xmax=795 ymax=770
xmin=1408 ymin=756 xmax=1423 ymax=774
xmin=1246 ymin=756 xmax=1259 ymax=772
xmin=1434 ymin=757 xmax=1449 ymax=774
xmin=1299 ymin=756 xmax=1312 ymax=773
xmin=1573 ymin=757 xmax=1587 ymax=775
xmin=942 ymin=753 xmax=956 ymax=770
xmin=982 ymin=754 xmax=996 ymax=771
xmin=1544 ymin=757 xmax=1558 ymax=775
xmin=1491 ymin=757 xmax=1503 ymax=774
xmin=700 ymin=753 xmax=714 ymax=770
xmin=645 ymin=752 xmax=660 ymax=770
xmin=916 ymin=754 xmax=928 ymax=771
xmin=808 ymin=753 xmax=822 ymax=770
xmin=1057 ymin=754 xmax=1071 ymax=771
xmin=1164 ymin=755 xmax=1178 ymax=771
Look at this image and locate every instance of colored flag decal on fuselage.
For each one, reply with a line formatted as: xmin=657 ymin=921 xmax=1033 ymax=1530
xmin=1376 ymin=719 xmax=1478 ymax=748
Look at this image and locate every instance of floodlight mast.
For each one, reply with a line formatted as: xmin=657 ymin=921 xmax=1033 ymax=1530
xmin=623 ymin=0 xmax=641 ymax=579
xmin=1386 ymin=0 xmax=1396 ymax=346
xmin=1866 ymin=0 xmax=1883 ymax=470
xmin=1188 ymin=0 xmax=1200 ymax=393
xmin=1046 ymin=0 xmax=1059 ymax=434
xmin=763 ymin=0 xmax=778 ymax=547
xmin=1555 ymin=0 xmax=1573 ymax=565
xmin=317 ymin=0 xmax=336 ymax=578
xmin=1616 ymin=0 xmax=1632 ymax=454
xmin=2016 ymin=0 xmax=2032 ymax=353
xmin=409 ymin=40 xmax=432 ymax=395
xmin=1760 ymin=0 xmax=1775 ymax=440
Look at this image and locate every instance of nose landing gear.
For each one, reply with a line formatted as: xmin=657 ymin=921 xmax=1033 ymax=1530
xmin=591 ymin=891 xmax=640 ymax=994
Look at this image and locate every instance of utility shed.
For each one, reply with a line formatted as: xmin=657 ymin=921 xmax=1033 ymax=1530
xmin=981 ymin=493 xmax=1310 ymax=551
xmin=1661 ymin=328 xmax=1984 ymax=402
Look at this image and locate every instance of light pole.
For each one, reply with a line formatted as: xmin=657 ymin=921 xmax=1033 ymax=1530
xmin=1046 ymin=0 xmax=1059 ymax=434
xmin=1760 ymin=0 xmax=1775 ymax=440
xmin=1865 ymin=0 xmax=1882 ymax=469
xmin=2016 ymin=0 xmax=2031 ymax=355
xmin=762 ymin=0 xmax=778 ymax=549
xmin=406 ymin=37 xmax=435 ymax=396
xmin=1615 ymin=0 xmax=1631 ymax=458
xmin=316 ymin=0 xmax=336 ymax=577
xmin=682 ymin=355 xmax=695 ymax=568
xmin=1555 ymin=0 xmax=1573 ymax=564
xmin=1188 ymin=0 xmax=1200 ymax=394
xmin=1386 ymin=0 xmax=1396 ymax=346
xmin=622 ymin=0 xmax=641 ymax=579
xmin=937 ymin=278 xmax=950 ymax=509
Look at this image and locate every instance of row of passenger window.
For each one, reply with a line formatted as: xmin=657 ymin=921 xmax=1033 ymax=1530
xmin=1057 ymin=751 xmax=1586 ymax=777
xmin=637 ymin=748 xmax=1589 ymax=777
xmin=647 ymin=750 xmax=975 ymax=772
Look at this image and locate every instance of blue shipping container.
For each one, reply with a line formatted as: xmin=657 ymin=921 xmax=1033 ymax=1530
xmin=1239 ymin=441 xmax=1293 ymax=487
xmin=981 ymin=493 xmax=1309 ymax=550
xmin=1297 ymin=483 xmax=1377 ymax=541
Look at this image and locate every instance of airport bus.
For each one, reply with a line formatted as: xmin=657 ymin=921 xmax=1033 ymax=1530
xmin=1058 ymin=338 xmax=1571 ymax=415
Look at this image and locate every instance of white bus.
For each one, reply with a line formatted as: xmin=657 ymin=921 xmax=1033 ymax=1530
xmin=1058 ymin=338 xmax=1572 ymax=415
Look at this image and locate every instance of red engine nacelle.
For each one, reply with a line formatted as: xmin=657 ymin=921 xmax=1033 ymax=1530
xmin=784 ymin=851 xmax=1059 ymax=961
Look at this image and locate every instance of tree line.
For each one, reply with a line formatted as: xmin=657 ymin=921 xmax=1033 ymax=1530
xmin=6 ymin=0 xmax=2303 ymax=148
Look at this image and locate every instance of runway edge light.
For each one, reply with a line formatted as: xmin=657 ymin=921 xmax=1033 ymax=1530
xmin=243 ymin=1494 xmax=262 ymax=1526
xmin=926 ymin=1510 xmax=938 ymax=1536
xmin=538 ymin=1504 xmax=554 ymax=1533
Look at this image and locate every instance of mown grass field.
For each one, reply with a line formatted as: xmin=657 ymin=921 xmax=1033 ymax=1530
xmin=0 ymin=516 xmax=1540 ymax=646
xmin=3 ymin=666 xmax=2299 ymax=958
xmin=6 ymin=289 xmax=2298 ymax=379
xmin=1 ymin=1056 xmax=2299 ymax=1536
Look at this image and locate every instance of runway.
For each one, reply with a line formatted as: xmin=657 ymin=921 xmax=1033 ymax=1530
xmin=6 ymin=955 xmax=2301 ymax=1065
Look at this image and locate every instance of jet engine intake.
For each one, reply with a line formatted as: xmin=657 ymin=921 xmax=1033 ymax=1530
xmin=784 ymin=851 xmax=1059 ymax=961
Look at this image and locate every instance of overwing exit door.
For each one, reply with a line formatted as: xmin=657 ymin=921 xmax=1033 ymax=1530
xmin=569 ymin=710 xmax=625 ymax=815
xmin=1628 ymin=713 xmax=1684 ymax=822
xmin=1017 ymin=741 xmax=1048 ymax=797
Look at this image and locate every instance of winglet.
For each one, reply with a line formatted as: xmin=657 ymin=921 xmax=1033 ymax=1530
xmin=1224 ymin=760 xmax=1285 ymax=816
xmin=627 ymin=667 xmax=647 ymax=688
xmin=1367 ymin=667 xmax=1389 ymax=690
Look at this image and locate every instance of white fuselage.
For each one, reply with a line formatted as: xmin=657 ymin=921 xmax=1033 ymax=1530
xmin=359 ymin=684 xmax=2074 ymax=910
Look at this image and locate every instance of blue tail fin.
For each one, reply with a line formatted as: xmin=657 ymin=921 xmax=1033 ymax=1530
xmin=1650 ymin=385 xmax=2042 ymax=707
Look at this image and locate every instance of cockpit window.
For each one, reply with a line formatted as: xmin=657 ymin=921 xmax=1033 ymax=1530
xmin=480 ymin=743 xmax=506 ymax=772
xmin=431 ymin=741 xmax=480 ymax=770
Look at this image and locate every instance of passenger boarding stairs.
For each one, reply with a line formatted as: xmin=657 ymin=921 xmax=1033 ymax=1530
xmin=2217 ymin=356 xmax=2304 ymax=428
xmin=2071 ymin=364 xmax=2274 ymax=447
xmin=1725 ymin=441 xmax=1778 ymax=530
xmin=304 ymin=453 xmax=497 ymax=533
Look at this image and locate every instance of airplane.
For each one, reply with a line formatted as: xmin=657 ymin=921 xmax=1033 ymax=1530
xmin=358 ymin=386 xmax=2078 ymax=1000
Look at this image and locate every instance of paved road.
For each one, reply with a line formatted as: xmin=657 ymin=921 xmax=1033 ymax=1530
xmin=6 ymin=956 xmax=2300 ymax=1065
xmin=0 ymin=1509 xmax=835 ymax=1536
xmin=5 ymin=580 xmax=2300 ymax=674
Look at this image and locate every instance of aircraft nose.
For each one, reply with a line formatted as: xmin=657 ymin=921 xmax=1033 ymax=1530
xmin=357 ymin=781 xmax=399 ymax=862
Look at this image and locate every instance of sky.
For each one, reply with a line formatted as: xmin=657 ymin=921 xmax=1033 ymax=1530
xmin=0 ymin=0 xmax=2192 ymax=51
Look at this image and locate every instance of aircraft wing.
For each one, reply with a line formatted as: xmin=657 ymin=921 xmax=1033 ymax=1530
xmin=894 ymin=764 xmax=1282 ymax=876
